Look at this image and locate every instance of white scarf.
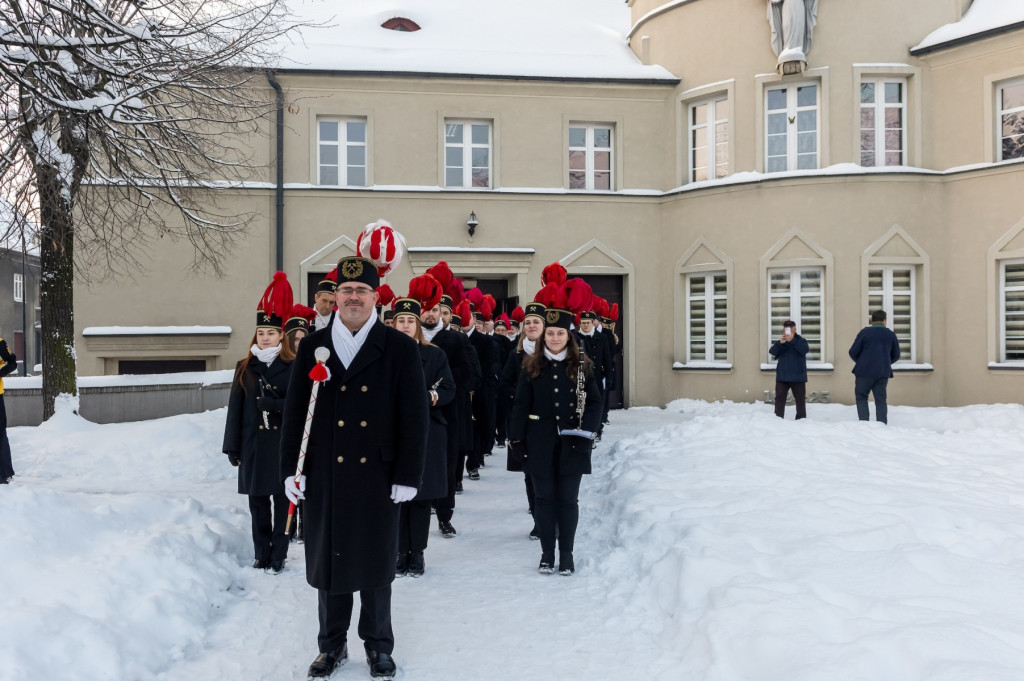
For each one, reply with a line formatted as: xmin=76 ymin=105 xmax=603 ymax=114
xmin=543 ymin=348 xmax=568 ymax=362
xmin=422 ymin=320 xmax=442 ymax=342
xmin=521 ymin=338 xmax=537 ymax=355
xmin=579 ymin=328 xmax=595 ymax=337
xmin=314 ymin=311 xmax=332 ymax=330
xmin=250 ymin=343 xmax=281 ymax=366
xmin=466 ymin=327 xmax=475 ymax=338
xmin=332 ymin=312 xmax=377 ymax=369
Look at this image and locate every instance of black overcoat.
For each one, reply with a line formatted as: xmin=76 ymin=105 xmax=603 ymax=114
xmin=499 ymin=347 xmax=528 ymax=472
xmin=509 ymin=356 xmax=603 ymax=477
xmin=222 ymin=355 xmax=292 ymax=496
xmin=279 ymin=320 xmax=428 ymax=594
xmin=417 ymin=343 xmax=456 ymax=500
xmin=430 ymin=328 xmax=480 ymax=451
xmin=577 ymin=331 xmax=612 ymax=388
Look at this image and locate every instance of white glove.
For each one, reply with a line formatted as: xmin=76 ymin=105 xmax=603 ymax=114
xmin=390 ymin=484 xmax=417 ymax=503
xmin=284 ymin=475 xmax=306 ymax=504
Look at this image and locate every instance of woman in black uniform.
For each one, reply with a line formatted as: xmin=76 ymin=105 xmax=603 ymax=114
xmin=222 ymin=272 xmax=295 ymax=573
xmin=509 ymin=285 xmax=602 ymax=576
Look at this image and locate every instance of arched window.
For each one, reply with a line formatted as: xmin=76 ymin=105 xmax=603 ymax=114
xmin=381 ymin=17 xmax=420 ymax=32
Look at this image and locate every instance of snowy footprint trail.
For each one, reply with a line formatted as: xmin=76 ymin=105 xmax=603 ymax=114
xmin=4 ymin=401 xmax=1024 ymax=681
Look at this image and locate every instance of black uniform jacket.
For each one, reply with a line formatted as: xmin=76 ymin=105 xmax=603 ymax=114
xmin=279 ymin=320 xmax=428 ymax=594
xmin=509 ymin=357 xmax=603 ymax=477
xmin=222 ymin=355 xmax=292 ymax=496
xmin=577 ymin=330 xmax=612 ymax=388
xmin=599 ymin=328 xmax=618 ymax=391
xmin=499 ymin=346 xmax=528 ymax=472
xmin=430 ymin=327 xmax=481 ymax=451
xmin=417 ymin=343 xmax=456 ymax=500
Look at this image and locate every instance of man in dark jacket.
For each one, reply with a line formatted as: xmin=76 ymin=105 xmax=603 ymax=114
xmin=849 ymin=309 xmax=901 ymax=424
xmin=280 ymin=256 xmax=428 ymax=681
xmin=464 ymin=312 xmax=499 ymax=480
xmin=769 ymin=319 xmax=810 ymax=419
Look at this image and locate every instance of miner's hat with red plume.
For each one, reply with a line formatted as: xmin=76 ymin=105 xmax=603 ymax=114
xmin=509 ymin=306 xmax=525 ymax=329
xmin=494 ymin=312 xmax=511 ymax=329
xmin=316 ymin=267 xmax=338 ymax=296
xmin=257 ymin=271 xmax=294 ymax=330
xmin=533 ymin=277 xmax=592 ymax=330
xmin=393 ymin=273 xmax=444 ymax=319
xmin=285 ymin=304 xmax=316 ymax=336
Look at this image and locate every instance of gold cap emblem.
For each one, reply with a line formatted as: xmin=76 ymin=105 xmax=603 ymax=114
xmin=341 ymin=259 xmax=364 ymax=280
xmin=546 ymin=310 xmax=560 ymax=324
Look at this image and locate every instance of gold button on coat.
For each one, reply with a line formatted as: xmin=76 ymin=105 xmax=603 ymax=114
xmin=360 ymin=457 xmax=367 ymax=463
xmin=338 ymin=420 xmax=345 ymax=427
xmin=337 ymin=456 xmax=344 ymax=463
xmin=361 ymin=386 xmax=368 ymax=392
xmin=258 ymin=425 xmax=264 ymax=430
xmin=360 ymin=421 xmax=368 ymax=427
xmin=341 ymin=385 xmax=347 ymax=392
xmin=554 ymin=402 xmax=560 ymax=407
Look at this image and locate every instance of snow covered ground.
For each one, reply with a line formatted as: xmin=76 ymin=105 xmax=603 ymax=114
xmin=3 ymin=399 xmax=1024 ymax=680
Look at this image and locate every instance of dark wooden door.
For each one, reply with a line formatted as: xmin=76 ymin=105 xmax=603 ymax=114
xmin=575 ymin=274 xmax=624 ymax=409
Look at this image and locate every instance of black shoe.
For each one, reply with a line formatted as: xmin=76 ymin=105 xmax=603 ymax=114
xmin=269 ymin=560 xmax=285 ymax=575
xmin=595 ymin=434 xmax=602 ymax=443
xmin=439 ymin=520 xmax=457 ymax=538
xmin=408 ymin=551 xmax=425 ymax=577
xmin=455 ymin=481 xmax=464 ymax=495
xmin=538 ymin=552 xmax=555 ymax=575
xmin=0 ymin=476 xmax=10 ymax=484
xmin=529 ymin=526 xmax=540 ymax=541
xmin=308 ymin=643 xmax=348 ymax=679
xmin=497 ymin=442 xmax=506 ymax=449
xmin=468 ymin=469 xmax=480 ymax=480
xmin=366 ymin=650 xmax=397 ymax=679
xmin=395 ymin=552 xmax=408 ymax=577
xmin=558 ymin=551 xmax=575 ymax=576
xmin=253 ymin=559 xmax=269 ymax=569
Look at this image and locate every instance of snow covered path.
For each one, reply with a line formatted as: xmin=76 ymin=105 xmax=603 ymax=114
xmin=3 ymin=400 xmax=1024 ymax=680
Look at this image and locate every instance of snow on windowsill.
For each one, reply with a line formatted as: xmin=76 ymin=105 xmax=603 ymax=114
xmin=893 ymin=363 xmax=934 ymax=372
xmin=988 ymin=362 xmax=1024 ymax=370
xmin=83 ymin=326 xmax=232 ymax=336
xmin=673 ymin=361 xmax=732 ymax=370
xmin=761 ymin=363 xmax=834 ymax=371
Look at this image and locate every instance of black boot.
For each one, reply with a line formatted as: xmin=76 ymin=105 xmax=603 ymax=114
xmin=558 ymin=551 xmax=575 ymax=576
xmin=408 ymin=551 xmax=425 ymax=577
xmin=252 ymin=559 xmax=269 ymax=569
xmin=366 ymin=650 xmax=397 ymax=679
xmin=395 ymin=552 xmax=409 ymax=577
xmin=307 ymin=643 xmax=347 ymax=679
xmin=438 ymin=520 xmax=457 ymax=538
xmin=538 ymin=552 xmax=555 ymax=575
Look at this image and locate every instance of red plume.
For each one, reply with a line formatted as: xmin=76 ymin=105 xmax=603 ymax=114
xmin=258 ymin=271 xmax=294 ymax=322
xmin=356 ymin=219 xmax=406 ymax=277
xmin=455 ymin=300 xmax=473 ymax=326
xmin=541 ymin=262 xmax=567 ymax=287
xmin=610 ymin=303 xmax=620 ymax=322
xmin=480 ymin=294 xmax=496 ymax=322
xmin=534 ymin=283 xmax=567 ymax=310
xmin=408 ymin=274 xmax=444 ymax=311
xmin=510 ymin=306 xmax=525 ymax=324
xmin=465 ymin=287 xmax=484 ymax=309
xmin=563 ymin=278 xmax=593 ymax=315
xmin=450 ymin=279 xmax=466 ymax=306
xmin=376 ymin=284 xmax=396 ymax=308
xmin=426 ymin=262 xmax=454 ymax=293
xmin=290 ymin=304 xmax=316 ymax=323
xmin=496 ymin=313 xmax=511 ymax=328
xmin=323 ymin=267 xmax=338 ymax=283
xmin=593 ymin=297 xmax=610 ymax=319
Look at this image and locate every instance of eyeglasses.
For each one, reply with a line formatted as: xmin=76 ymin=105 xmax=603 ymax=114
xmin=337 ymin=287 xmax=375 ymax=297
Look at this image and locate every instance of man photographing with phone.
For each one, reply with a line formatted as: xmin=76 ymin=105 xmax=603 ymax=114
xmin=769 ymin=319 xmax=809 ymax=420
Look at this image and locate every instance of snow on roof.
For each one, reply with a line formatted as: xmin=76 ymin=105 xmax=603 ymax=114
xmin=276 ymin=0 xmax=678 ymax=81
xmin=913 ymin=0 xmax=1024 ymax=53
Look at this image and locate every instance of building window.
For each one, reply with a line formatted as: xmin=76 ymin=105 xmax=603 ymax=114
xmin=868 ymin=266 xmax=914 ymax=362
xmin=13 ymin=273 xmax=23 ymax=302
xmin=998 ymin=79 xmax=1024 ymax=162
xmin=860 ymin=79 xmax=906 ymax=167
xmin=1000 ymin=259 xmax=1024 ymax=362
xmin=686 ymin=272 xmax=728 ymax=362
xmin=766 ymin=83 xmax=818 ymax=172
xmin=568 ymin=124 xmax=613 ymax=190
xmin=318 ymin=118 xmax=367 ymax=186
xmin=689 ymin=98 xmax=728 ymax=182
xmin=445 ymin=120 xmax=491 ymax=188
xmin=768 ymin=267 xmax=823 ymax=361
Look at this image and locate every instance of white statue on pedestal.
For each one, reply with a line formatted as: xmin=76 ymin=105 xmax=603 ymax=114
xmin=767 ymin=0 xmax=819 ymax=75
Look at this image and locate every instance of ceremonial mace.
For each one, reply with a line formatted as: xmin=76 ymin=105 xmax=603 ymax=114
xmin=285 ymin=345 xmax=331 ymax=534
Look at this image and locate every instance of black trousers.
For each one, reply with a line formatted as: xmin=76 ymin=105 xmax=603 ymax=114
xmin=529 ymin=473 xmax=583 ymax=555
xmin=248 ymin=492 xmax=290 ymax=565
xmin=855 ymin=376 xmax=889 ymax=424
xmin=317 ymin=586 xmax=393 ymax=655
xmin=0 ymin=395 xmax=13 ymax=480
xmin=774 ymin=380 xmax=807 ymax=419
xmin=524 ymin=474 xmax=535 ymax=515
xmin=434 ymin=446 xmax=460 ymax=522
xmin=398 ymin=499 xmax=431 ymax=553
xmin=470 ymin=389 xmax=496 ymax=470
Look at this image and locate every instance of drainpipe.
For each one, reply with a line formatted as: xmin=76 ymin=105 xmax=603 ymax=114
xmin=265 ymin=70 xmax=285 ymax=271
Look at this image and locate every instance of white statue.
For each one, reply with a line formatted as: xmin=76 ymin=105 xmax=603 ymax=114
xmin=767 ymin=0 xmax=819 ymax=75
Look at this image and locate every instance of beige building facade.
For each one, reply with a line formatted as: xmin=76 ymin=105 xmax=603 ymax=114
xmin=76 ymin=0 xmax=1024 ymax=408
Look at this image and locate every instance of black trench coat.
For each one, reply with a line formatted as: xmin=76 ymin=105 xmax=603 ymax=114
xmin=222 ymin=355 xmax=292 ymax=496
xmin=280 ymin=320 xmax=428 ymax=594
xmin=509 ymin=357 xmax=603 ymax=478
xmin=416 ymin=343 xmax=456 ymax=500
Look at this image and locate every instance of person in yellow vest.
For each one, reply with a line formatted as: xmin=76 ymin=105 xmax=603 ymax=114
xmin=0 ymin=337 xmax=18 ymax=483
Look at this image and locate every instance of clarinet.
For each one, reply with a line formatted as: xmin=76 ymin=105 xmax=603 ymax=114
xmin=576 ymin=351 xmax=586 ymax=429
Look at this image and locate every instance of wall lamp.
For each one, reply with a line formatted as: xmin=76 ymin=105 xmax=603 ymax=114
xmin=467 ymin=211 xmax=478 ymax=237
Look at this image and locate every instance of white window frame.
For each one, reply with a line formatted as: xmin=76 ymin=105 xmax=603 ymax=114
xmin=868 ymin=265 xmax=915 ymax=363
xmin=999 ymin=258 xmax=1024 ymax=363
xmin=997 ymin=78 xmax=1024 ymax=162
xmin=765 ymin=82 xmax=819 ymax=172
xmin=860 ymin=78 xmax=907 ymax=167
xmin=13 ymin=273 xmax=23 ymax=303
xmin=317 ymin=117 xmax=367 ymax=187
xmin=444 ymin=119 xmax=492 ymax=189
xmin=688 ymin=97 xmax=729 ymax=183
xmin=684 ymin=272 xmax=728 ymax=363
xmin=766 ymin=266 xmax=825 ymax=362
xmin=568 ymin=124 xmax=614 ymax=191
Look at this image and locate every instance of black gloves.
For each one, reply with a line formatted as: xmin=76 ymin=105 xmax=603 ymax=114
xmin=227 ymin=453 xmax=241 ymax=467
